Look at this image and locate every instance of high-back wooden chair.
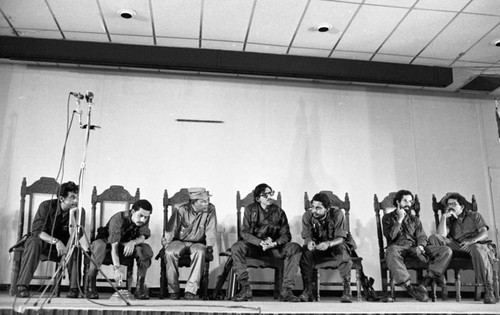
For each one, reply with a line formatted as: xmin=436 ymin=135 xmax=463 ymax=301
xmin=9 ymin=177 xmax=62 ymax=296
xmin=432 ymin=192 xmax=499 ymax=302
xmin=374 ymin=192 xmax=433 ymax=301
xmin=156 ymin=189 xmax=213 ymax=300
xmin=87 ymin=185 xmax=140 ymax=292
xmin=303 ymin=191 xmax=363 ymax=301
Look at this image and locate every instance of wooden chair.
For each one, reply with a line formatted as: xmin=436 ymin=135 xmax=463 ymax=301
xmin=303 ymin=191 xmax=363 ymax=301
xmin=156 ymin=189 xmax=213 ymax=300
xmin=9 ymin=177 xmax=63 ymax=296
xmin=87 ymin=185 xmax=140 ymax=292
xmin=374 ymin=192 xmax=435 ymax=301
xmin=432 ymin=193 xmax=499 ymax=302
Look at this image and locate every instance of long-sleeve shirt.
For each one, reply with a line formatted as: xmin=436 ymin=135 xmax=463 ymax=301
xmin=382 ymin=210 xmax=427 ymax=247
xmin=301 ymin=207 xmax=356 ymax=248
xmin=446 ymin=210 xmax=489 ymax=243
xmin=97 ymin=210 xmax=151 ymax=244
xmin=163 ymin=203 xmax=217 ymax=247
xmin=240 ymin=202 xmax=291 ymax=246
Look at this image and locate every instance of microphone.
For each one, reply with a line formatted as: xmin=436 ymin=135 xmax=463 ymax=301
xmin=70 ymin=92 xmax=84 ymax=100
xmin=85 ymin=91 xmax=94 ymax=103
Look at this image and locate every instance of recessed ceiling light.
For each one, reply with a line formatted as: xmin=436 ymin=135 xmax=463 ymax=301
xmin=492 ymin=39 xmax=500 ymax=47
xmin=118 ymin=9 xmax=136 ymax=19
xmin=317 ymin=24 xmax=331 ymax=33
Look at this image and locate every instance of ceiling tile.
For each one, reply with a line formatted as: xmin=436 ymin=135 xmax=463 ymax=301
xmin=459 ymin=23 xmax=500 ymax=63
xmin=330 ymin=50 xmax=372 ymax=60
xmin=371 ymin=54 xmax=413 ymax=63
xmin=247 ymin=0 xmax=309 ymax=46
xmin=335 ymin=5 xmax=408 ymax=53
xmin=453 ymin=60 xmax=495 ymax=73
xmin=99 ymin=0 xmax=152 ymax=36
xmin=156 ymin=37 xmax=199 ymax=48
xmin=152 ymin=0 xmax=201 ymax=38
xmin=47 ymin=0 xmax=104 ymax=33
xmin=0 ymin=13 xmax=10 ymax=27
xmin=0 ymin=27 xmax=15 ymax=36
xmin=17 ymin=29 xmax=63 ymax=39
xmin=463 ymin=0 xmax=500 ymax=15
xmin=109 ymin=34 xmax=154 ymax=45
xmin=244 ymin=43 xmax=288 ymax=54
xmin=419 ymin=13 xmax=500 ymax=60
xmin=414 ymin=0 xmax=470 ymax=12
xmin=1 ymin=0 xmax=58 ymax=30
xmin=364 ymin=0 xmax=417 ymax=8
xmin=64 ymin=32 xmax=109 ymax=42
xmin=288 ymin=47 xmax=330 ymax=57
xmin=483 ymin=64 xmax=500 ymax=75
xmin=412 ymin=57 xmax=452 ymax=67
xmin=292 ymin=1 xmax=359 ymax=50
xmin=378 ymin=10 xmax=455 ymax=56
xmin=202 ymin=40 xmax=243 ymax=51
xmin=203 ymin=0 xmax=253 ymax=42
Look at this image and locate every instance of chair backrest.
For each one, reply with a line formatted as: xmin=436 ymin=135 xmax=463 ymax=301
xmin=90 ymin=185 xmax=140 ymax=242
xmin=304 ymin=191 xmax=351 ymax=231
xmin=235 ymin=190 xmax=282 ymax=240
xmin=432 ymin=192 xmax=477 ymax=230
xmin=374 ymin=192 xmax=421 ymax=260
xmin=18 ymin=177 xmax=60 ymax=241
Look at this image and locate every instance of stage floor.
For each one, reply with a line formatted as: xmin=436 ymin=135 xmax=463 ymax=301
xmin=0 ymin=292 xmax=498 ymax=315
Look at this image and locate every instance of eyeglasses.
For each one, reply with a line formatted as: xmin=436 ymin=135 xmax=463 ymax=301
xmin=447 ymin=202 xmax=459 ymax=207
xmin=259 ymin=191 xmax=275 ymax=198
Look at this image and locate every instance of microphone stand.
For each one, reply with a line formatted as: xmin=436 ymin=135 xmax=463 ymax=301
xmin=35 ymin=92 xmax=130 ymax=308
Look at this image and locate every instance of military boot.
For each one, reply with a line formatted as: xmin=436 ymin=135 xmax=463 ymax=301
xmin=85 ymin=273 xmax=99 ymax=299
xmin=484 ymin=284 xmax=497 ymax=304
xmin=135 ymin=275 xmax=150 ymax=300
xmin=232 ymin=281 xmax=253 ymax=302
xmin=299 ymin=277 xmax=314 ymax=302
xmin=341 ymin=275 xmax=353 ymax=303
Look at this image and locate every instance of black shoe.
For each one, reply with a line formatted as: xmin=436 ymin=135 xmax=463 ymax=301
xmin=184 ymin=292 xmax=196 ymax=300
xmin=341 ymin=292 xmax=353 ymax=303
xmin=484 ymin=285 xmax=497 ymax=304
xmin=280 ymin=289 xmax=301 ymax=302
xmin=66 ymin=288 xmax=79 ymax=298
xmin=299 ymin=289 xmax=314 ymax=302
xmin=232 ymin=284 xmax=253 ymax=302
xmin=85 ymin=289 xmax=99 ymax=299
xmin=16 ymin=285 xmax=29 ymax=298
xmin=405 ymin=284 xmax=429 ymax=302
xmin=170 ymin=292 xmax=181 ymax=300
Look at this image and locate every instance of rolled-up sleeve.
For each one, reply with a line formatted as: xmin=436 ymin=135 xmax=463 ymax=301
xmin=107 ymin=214 xmax=123 ymax=244
xmin=332 ymin=209 xmax=348 ymax=240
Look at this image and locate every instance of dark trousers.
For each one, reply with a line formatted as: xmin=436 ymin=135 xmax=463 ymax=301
xmin=300 ymin=243 xmax=353 ymax=281
xmin=17 ymin=236 xmax=80 ymax=289
xmin=231 ymin=240 xmax=301 ymax=290
xmin=88 ymin=239 xmax=153 ymax=277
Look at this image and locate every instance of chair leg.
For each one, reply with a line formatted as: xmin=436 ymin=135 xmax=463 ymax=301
xmin=474 ymin=277 xmax=481 ymax=301
xmin=201 ymin=261 xmax=210 ymax=300
xmin=10 ymin=251 xmax=21 ymax=296
xmin=227 ymin=268 xmax=237 ymax=299
xmin=389 ymin=273 xmax=395 ymax=301
xmin=127 ymin=267 xmax=133 ymax=293
xmin=159 ymin=257 xmax=166 ymax=299
xmin=455 ymin=270 xmax=461 ymax=302
xmin=314 ymin=269 xmax=320 ymax=302
xmin=355 ymin=268 xmax=362 ymax=302
xmin=493 ymin=268 xmax=499 ymax=302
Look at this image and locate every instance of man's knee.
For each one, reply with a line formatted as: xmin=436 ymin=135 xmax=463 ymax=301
xmin=231 ymin=241 xmax=247 ymax=255
xmin=90 ymin=239 xmax=107 ymax=252
xmin=284 ymin=242 xmax=301 ymax=255
xmin=137 ymin=243 xmax=154 ymax=260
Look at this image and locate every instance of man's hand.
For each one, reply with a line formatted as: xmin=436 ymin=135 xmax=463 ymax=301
xmin=307 ymin=241 xmax=316 ymax=251
xmin=114 ymin=268 xmax=124 ymax=285
xmin=55 ymin=241 xmax=67 ymax=257
xmin=260 ymin=238 xmax=276 ymax=251
xmin=396 ymin=208 xmax=406 ymax=223
xmin=444 ymin=209 xmax=458 ymax=219
xmin=460 ymin=239 xmax=474 ymax=252
xmin=123 ymin=240 xmax=136 ymax=257
xmin=315 ymin=241 xmax=330 ymax=251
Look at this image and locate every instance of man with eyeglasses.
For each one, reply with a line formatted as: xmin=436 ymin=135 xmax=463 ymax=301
xmin=382 ymin=190 xmax=452 ymax=302
xmin=428 ymin=193 xmax=497 ymax=304
xmin=299 ymin=192 xmax=356 ymax=303
xmin=231 ymin=183 xmax=302 ymax=302
xmin=161 ymin=187 xmax=217 ymax=300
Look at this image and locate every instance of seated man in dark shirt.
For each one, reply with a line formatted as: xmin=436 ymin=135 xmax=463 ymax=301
xmin=86 ymin=199 xmax=154 ymax=300
xmin=16 ymin=181 xmax=84 ymax=298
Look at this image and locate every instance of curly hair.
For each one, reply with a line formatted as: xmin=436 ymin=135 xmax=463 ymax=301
xmin=393 ymin=189 xmax=414 ymax=207
xmin=311 ymin=193 xmax=331 ymax=209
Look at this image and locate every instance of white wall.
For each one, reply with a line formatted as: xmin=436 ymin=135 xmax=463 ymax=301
xmin=1 ymin=63 xmax=499 ymax=291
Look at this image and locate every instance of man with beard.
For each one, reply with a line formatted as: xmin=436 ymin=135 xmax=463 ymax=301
xmin=86 ymin=199 xmax=153 ymax=300
xmin=16 ymin=181 xmax=84 ymax=298
xmin=383 ymin=189 xmax=452 ymax=302
xmin=299 ymin=192 xmax=356 ymax=303
xmin=162 ymin=187 xmax=217 ymax=300
xmin=230 ymin=183 xmax=302 ymax=302
xmin=428 ymin=193 xmax=497 ymax=304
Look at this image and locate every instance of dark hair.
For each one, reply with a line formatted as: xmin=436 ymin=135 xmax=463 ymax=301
xmin=59 ymin=181 xmax=79 ymax=198
xmin=253 ymin=183 xmax=272 ymax=201
xmin=444 ymin=193 xmax=467 ymax=208
xmin=132 ymin=199 xmax=153 ymax=213
xmin=311 ymin=193 xmax=331 ymax=209
xmin=393 ymin=189 xmax=414 ymax=207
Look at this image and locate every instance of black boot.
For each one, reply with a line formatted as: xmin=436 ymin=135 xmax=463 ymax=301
xmin=341 ymin=276 xmax=353 ymax=303
xmin=299 ymin=277 xmax=314 ymax=302
xmin=280 ymin=288 xmax=301 ymax=302
xmin=484 ymin=284 xmax=497 ymax=304
xmin=85 ymin=273 xmax=99 ymax=299
xmin=232 ymin=281 xmax=253 ymax=302
xmin=135 ymin=275 xmax=150 ymax=300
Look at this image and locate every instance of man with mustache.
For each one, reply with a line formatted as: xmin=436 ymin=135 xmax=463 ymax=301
xmin=162 ymin=187 xmax=217 ymax=300
xmin=383 ymin=190 xmax=452 ymax=302
xmin=299 ymin=192 xmax=356 ymax=303
xmin=86 ymin=199 xmax=153 ymax=300
xmin=16 ymin=181 xmax=84 ymax=298
xmin=230 ymin=183 xmax=301 ymax=302
xmin=428 ymin=193 xmax=497 ymax=304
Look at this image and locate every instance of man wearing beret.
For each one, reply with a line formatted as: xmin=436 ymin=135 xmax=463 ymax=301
xmin=162 ymin=187 xmax=217 ymax=300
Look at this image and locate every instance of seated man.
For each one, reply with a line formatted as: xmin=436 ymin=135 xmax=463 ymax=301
xmin=429 ymin=193 xmax=497 ymax=304
xmin=161 ymin=187 xmax=217 ymax=300
xmin=231 ymin=183 xmax=301 ymax=302
xmin=86 ymin=199 xmax=154 ymax=300
xmin=382 ymin=189 xmax=452 ymax=302
xmin=16 ymin=181 xmax=84 ymax=298
xmin=299 ymin=192 xmax=356 ymax=303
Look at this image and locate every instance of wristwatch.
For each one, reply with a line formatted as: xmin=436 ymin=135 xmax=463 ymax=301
xmin=51 ymin=238 xmax=59 ymax=244
xmin=113 ymin=265 xmax=120 ymax=270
